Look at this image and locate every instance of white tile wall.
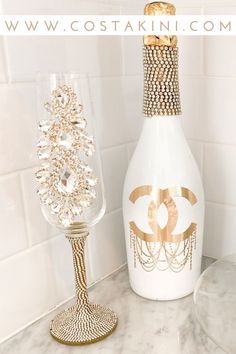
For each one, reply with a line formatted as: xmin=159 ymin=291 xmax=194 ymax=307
xmin=90 ymin=76 xmax=129 ymax=148
xmin=5 ymin=37 xmax=68 ymax=82
xmin=177 ymin=7 xmax=204 ymax=78
xmin=203 ymin=143 xmax=236 ymax=206
xmin=1 ymin=0 xmax=120 ymax=14
xmin=180 ymin=76 xmax=204 ymax=140
xmin=203 ymin=77 xmax=236 ymax=145
xmin=0 ymin=0 xmax=236 ymax=343
xmin=204 ymin=202 xmax=236 ymax=259
xmin=204 ymin=36 xmax=236 ymax=77
xmin=89 ymin=209 xmax=126 ymax=281
xmin=123 ymin=75 xmax=143 ymax=141
xmin=0 ymin=235 xmax=74 ymax=341
xmin=66 ymin=36 xmax=123 ymax=78
xmin=0 ymin=83 xmax=38 ymax=175
xmin=127 ymin=141 xmax=137 ymax=161
xmin=0 ymin=38 xmax=7 ymax=82
xmin=101 ymin=145 xmax=128 ymax=212
xmin=122 ymin=36 xmax=142 ymax=76
xmin=20 ymin=167 xmax=58 ymax=246
xmin=0 ymin=173 xmax=27 ymax=260
xmin=5 ymin=36 xmax=123 ymax=83
xmin=188 ymin=140 xmax=204 ymax=175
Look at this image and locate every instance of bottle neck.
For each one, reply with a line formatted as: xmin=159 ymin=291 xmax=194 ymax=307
xmin=143 ymin=45 xmax=181 ymax=118
xmin=141 ymin=116 xmax=186 ymax=149
xmin=143 ymin=115 xmax=182 ymax=129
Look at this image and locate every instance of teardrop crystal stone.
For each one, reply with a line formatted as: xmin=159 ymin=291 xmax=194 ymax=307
xmin=86 ymin=175 xmax=97 ymax=187
xmin=84 ymin=142 xmax=95 ymax=156
xmin=35 ymin=169 xmax=50 ymax=183
xmin=44 ymin=102 xmax=52 ymax=113
xmin=54 ymin=115 xmax=60 ymax=122
xmin=77 ymin=104 xmax=83 ymax=114
xmin=59 ymin=209 xmax=73 ymax=227
xmin=37 ymin=186 xmax=48 ymax=196
xmin=72 ymin=205 xmax=82 ymax=216
xmin=87 ymin=189 xmax=96 ymax=199
xmin=37 ymin=136 xmax=49 ymax=148
xmin=57 ymin=132 xmax=73 ymax=150
xmin=38 ymin=120 xmax=51 ymax=133
xmin=41 ymin=193 xmax=52 ymax=205
xmin=51 ymin=202 xmax=61 ymax=214
xmin=38 ymin=147 xmax=50 ymax=160
xmin=57 ymin=166 xmax=77 ymax=194
xmin=80 ymin=199 xmax=90 ymax=208
xmin=41 ymin=162 xmax=50 ymax=170
xmin=73 ymin=118 xmax=87 ymax=130
xmin=80 ymin=162 xmax=93 ymax=173
xmin=57 ymin=92 xmax=70 ymax=108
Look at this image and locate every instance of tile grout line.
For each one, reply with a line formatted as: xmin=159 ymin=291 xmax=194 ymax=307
xmin=206 ymin=200 xmax=236 ymax=209
xmin=18 ymin=172 xmax=33 ymax=248
xmin=2 ymin=35 xmax=10 ymax=84
xmin=0 ymin=73 xmax=212 ymax=86
xmin=3 ymin=135 xmax=236 ymax=182
xmin=0 ymin=141 xmax=139 ymax=178
xmin=185 ymin=138 xmax=236 ymax=149
xmin=0 ymin=164 xmax=39 ymax=179
xmin=0 ymin=207 xmax=123 ymax=264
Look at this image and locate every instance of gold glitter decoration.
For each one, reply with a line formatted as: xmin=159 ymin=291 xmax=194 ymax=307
xmin=144 ymin=2 xmax=177 ymax=47
xmin=145 ymin=2 xmax=176 ymax=16
xmin=129 ymin=185 xmax=197 ymax=272
xmin=36 ymin=85 xmax=97 ymax=228
xmin=50 ymin=231 xmax=118 ymax=345
xmin=143 ymin=45 xmax=181 ymax=117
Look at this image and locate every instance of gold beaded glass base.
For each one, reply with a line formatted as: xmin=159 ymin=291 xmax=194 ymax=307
xmin=50 ymin=304 xmax=118 ymax=345
xmin=49 ymin=232 xmax=118 ymax=346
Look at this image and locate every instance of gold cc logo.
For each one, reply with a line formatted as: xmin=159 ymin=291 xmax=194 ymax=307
xmin=129 ymin=186 xmax=197 ymax=243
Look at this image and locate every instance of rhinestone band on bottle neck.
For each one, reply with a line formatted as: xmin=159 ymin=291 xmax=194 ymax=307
xmin=143 ymin=45 xmax=182 ymax=117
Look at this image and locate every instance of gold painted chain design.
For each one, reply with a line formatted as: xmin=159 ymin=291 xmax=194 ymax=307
xmin=130 ymin=227 xmax=196 ymax=273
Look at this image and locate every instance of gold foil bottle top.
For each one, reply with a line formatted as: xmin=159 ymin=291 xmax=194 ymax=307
xmin=144 ymin=2 xmax=177 ymax=47
xmin=144 ymin=2 xmax=176 ymax=16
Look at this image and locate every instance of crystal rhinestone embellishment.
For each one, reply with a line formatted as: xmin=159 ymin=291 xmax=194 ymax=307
xmin=57 ymin=166 xmax=77 ymax=194
xmin=37 ymin=147 xmax=50 ymax=160
xmin=57 ymin=92 xmax=70 ymax=108
xmin=73 ymin=117 xmax=87 ymax=130
xmin=58 ymin=132 xmax=73 ymax=150
xmin=38 ymin=120 xmax=51 ymax=133
xmin=36 ymin=84 xmax=98 ymax=228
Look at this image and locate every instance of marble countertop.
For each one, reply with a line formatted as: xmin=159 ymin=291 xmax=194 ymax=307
xmin=0 ymin=260 xmax=225 ymax=354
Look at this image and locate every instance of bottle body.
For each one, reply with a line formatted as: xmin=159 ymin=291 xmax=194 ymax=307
xmin=123 ymin=116 xmax=204 ymax=300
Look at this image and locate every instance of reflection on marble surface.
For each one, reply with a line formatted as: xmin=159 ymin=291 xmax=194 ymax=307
xmin=0 ymin=260 xmax=224 ymax=354
xmin=195 ymin=254 xmax=236 ymax=354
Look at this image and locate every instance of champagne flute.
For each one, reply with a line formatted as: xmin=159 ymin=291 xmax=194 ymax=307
xmin=35 ymin=73 xmax=118 ymax=345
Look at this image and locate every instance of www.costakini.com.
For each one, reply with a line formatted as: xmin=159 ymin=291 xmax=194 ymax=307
xmin=0 ymin=16 xmax=233 ymax=35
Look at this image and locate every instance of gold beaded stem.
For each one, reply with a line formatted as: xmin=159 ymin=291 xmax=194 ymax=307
xmin=68 ymin=233 xmax=90 ymax=311
xmin=50 ymin=231 xmax=118 ymax=345
xmin=143 ymin=45 xmax=182 ymax=117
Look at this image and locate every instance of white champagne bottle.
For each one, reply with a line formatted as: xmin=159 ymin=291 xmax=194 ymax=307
xmin=123 ymin=2 xmax=204 ymax=300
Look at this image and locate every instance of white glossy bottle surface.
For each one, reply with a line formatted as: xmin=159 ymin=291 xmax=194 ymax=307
xmin=123 ymin=116 xmax=204 ymax=300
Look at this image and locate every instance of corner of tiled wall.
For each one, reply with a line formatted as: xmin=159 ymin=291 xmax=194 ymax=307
xmin=1 ymin=0 xmax=236 ymax=343
xmin=201 ymin=3 xmax=236 ymax=259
